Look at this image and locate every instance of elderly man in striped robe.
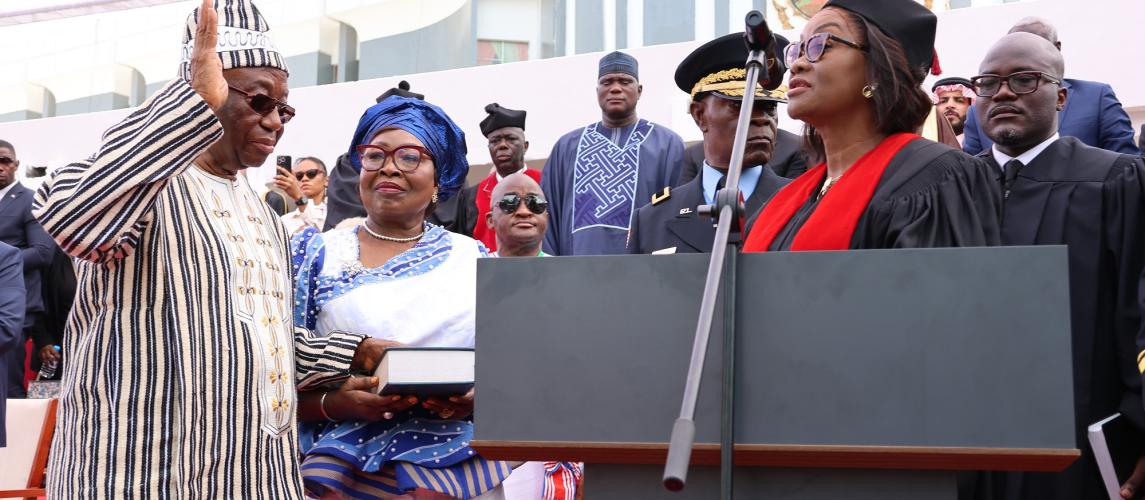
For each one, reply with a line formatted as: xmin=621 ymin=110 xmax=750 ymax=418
xmin=33 ymin=1 xmax=387 ymax=497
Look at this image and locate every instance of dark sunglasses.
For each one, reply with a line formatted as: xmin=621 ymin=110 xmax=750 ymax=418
xmin=228 ymin=85 xmax=296 ymax=124
xmin=784 ymin=32 xmax=867 ymax=67
xmin=0 ymin=156 xmax=13 ymax=166
xmin=294 ymin=168 xmax=323 ymax=181
xmin=970 ymin=71 xmax=1061 ymax=97
xmin=497 ymin=193 xmax=548 ymax=215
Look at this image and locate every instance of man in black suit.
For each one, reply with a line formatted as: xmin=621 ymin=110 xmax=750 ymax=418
xmin=0 ymin=242 xmax=24 ymax=446
xmin=0 ymin=140 xmax=55 ymax=398
xmin=964 ymin=32 xmax=1145 ymax=500
xmin=627 ymin=33 xmax=790 ymax=255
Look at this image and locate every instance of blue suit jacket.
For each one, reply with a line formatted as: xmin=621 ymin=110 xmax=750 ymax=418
xmin=0 ymin=182 xmax=55 ymax=315
xmin=962 ymin=78 xmax=1138 ymax=155
xmin=0 ymin=241 xmax=26 ymax=447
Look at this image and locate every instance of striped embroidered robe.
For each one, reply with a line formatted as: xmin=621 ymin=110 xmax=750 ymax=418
xmin=33 ymin=79 xmax=364 ymax=498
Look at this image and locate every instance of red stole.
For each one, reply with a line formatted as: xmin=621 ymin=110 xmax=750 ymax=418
xmin=743 ymin=133 xmax=918 ymax=252
xmin=472 ymin=168 xmax=544 ymax=251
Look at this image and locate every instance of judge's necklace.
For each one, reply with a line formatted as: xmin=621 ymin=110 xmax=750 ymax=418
xmin=818 ymin=174 xmax=841 ymax=199
xmin=361 ymin=220 xmax=424 ymax=243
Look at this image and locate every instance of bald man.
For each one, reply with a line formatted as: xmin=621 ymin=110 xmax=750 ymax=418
xmin=486 ymin=172 xmax=548 ymax=257
xmin=961 ymin=17 xmax=1137 ymax=156
xmin=961 ymin=32 xmax=1145 ymax=500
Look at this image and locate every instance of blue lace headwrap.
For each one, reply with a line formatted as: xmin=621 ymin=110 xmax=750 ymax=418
xmin=348 ymin=96 xmax=469 ymax=202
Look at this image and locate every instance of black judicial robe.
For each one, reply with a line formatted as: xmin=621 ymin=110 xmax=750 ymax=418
xmin=626 ymin=166 xmax=789 ymax=254
xmin=427 ymin=184 xmax=478 ymax=237
xmin=768 ymin=139 xmax=1002 ymax=250
xmin=962 ymin=137 xmax=1145 ymax=500
xmin=323 ymin=153 xmax=366 ymax=231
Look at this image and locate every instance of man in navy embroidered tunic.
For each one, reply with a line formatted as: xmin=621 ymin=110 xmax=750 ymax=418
xmin=540 ymin=51 xmax=685 ymax=255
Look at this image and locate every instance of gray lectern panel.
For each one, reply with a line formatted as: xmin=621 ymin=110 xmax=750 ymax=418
xmin=474 ymin=247 xmax=1074 ymax=459
xmin=736 ymin=247 xmax=1074 ymax=449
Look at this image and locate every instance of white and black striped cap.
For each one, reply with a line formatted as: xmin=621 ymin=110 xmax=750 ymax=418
xmin=178 ymin=0 xmax=289 ymax=81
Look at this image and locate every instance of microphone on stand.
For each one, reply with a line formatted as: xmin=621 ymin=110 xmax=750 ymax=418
xmin=743 ymin=11 xmax=786 ymax=91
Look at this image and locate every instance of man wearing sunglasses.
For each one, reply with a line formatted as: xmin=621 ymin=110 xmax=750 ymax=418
xmin=487 ymin=172 xmax=548 ymax=258
xmin=277 ymin=156 xmax=329 ymax=234
xmin=32 ymin=1 xmax=388 ymax=497
xmin=968 ymin=32 xmax=1145 ymax=500
xmin=961 ymin=17 xmax=1137 ymax=156
xmin=0 ymin=140 xmax=55 ymax=399
xmin=627 ymin=32 xmax=790 ymax=255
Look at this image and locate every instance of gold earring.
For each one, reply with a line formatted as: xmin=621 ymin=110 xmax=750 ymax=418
xmin=431 ymin=191 xmax=438 ymax=203
xmin=861 ymin=85 xmax=876 ymax=99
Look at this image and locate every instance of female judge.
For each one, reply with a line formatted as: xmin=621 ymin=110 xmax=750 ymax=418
xmin=743 ymin=0 xmax=1000 ymax=251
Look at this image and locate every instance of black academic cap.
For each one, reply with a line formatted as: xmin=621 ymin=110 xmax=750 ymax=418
xmin=824 ymin=0 xmax=937 ymax=74
xmin=931 ymin=77 xmax=972 ymax=92
xmin=674 ymin=32 xmax=790 ymax=102
xmin=479 ymin=103 xmax=527 ymax=137
xmin=598 ymin=51 xmax=638 ymax=79
xmin=375 ymin=80 xmax=425 ymax=103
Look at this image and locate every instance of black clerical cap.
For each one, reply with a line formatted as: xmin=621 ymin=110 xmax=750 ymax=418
xmin=375 ymin=80 xmax=424 ymax=103
xmin=674 ymin=33 xmax=790 ymax=102
xmin=824 ymin=0 xmax=937 ymax=75
xmin=479 ymin=103 xmax=527 ymax=137
xmin=599 ymin=51 xmax=639 ymax=80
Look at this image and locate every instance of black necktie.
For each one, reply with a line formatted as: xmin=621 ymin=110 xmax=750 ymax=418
xmin=714 ymin=175 xmax=744 ymax=201
xmin=1002 ymin=159 xmax=1023 ymax=198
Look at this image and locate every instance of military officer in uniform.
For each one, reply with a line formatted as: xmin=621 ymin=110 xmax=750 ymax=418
xmin=627 ymin=32 xmax=791 ymax=254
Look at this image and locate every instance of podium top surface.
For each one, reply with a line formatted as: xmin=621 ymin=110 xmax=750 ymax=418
xmin=472 ymin=247 xmax=1076 ymax=470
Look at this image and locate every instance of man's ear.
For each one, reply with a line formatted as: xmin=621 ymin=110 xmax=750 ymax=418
xmin=523 ymin=141 xmax=529 ymax=155
xmin=637 ymin=83 xmax=643 ymax=99
xmin=1056 ymin=86 xmax=1068 ymax=112
xmin=689 ymin=100 xmax=708 ymax=132
xmin=485 ymin=211 xmax=494 ymax=230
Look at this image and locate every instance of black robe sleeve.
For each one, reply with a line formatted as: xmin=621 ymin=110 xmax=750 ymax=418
xmin=1107 ymin=156 xmax=1145 ymax=431
xmin=427 ymin=185 xmax=478 ymax=236
xmin=854 ymin=143 xmax=1002 ymax=249
xmin=323 ymin=153 xmax=367 ymax=231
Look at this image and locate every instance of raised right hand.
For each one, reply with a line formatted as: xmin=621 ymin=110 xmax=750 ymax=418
xmin=323 ymin=376 xmax=419 ymax=422
xmin=189 ymin=0 xmax=227 ymax=111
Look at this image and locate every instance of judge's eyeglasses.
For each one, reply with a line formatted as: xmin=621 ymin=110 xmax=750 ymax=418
xmin=784 ymin=32 xmax=867 ymax=67
xmin=970 ymin=72 xmax=1062 ymax=97
xmin=228 ymin=86 xmax=296 ymax=124
xmin=497 ymin=193 xmax=548 ymax=215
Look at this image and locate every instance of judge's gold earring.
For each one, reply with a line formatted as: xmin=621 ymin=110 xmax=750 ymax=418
xmin=861 ymin=84 xmax=877 ymax=99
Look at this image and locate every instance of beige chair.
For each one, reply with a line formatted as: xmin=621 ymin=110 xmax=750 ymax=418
xmin=0 ymin=398 xmax=56 ymax=499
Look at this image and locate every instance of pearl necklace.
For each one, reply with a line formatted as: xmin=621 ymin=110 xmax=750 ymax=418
xmin=361 ymin=221 xmax=424 ymax=243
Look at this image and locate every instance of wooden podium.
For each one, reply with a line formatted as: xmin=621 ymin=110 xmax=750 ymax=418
xmin=471 ymin=247 xmax=1078 ymax=499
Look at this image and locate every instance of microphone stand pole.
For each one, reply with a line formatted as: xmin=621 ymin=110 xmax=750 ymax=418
xmin=663 ymin=11 xmax=774 ymax=500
